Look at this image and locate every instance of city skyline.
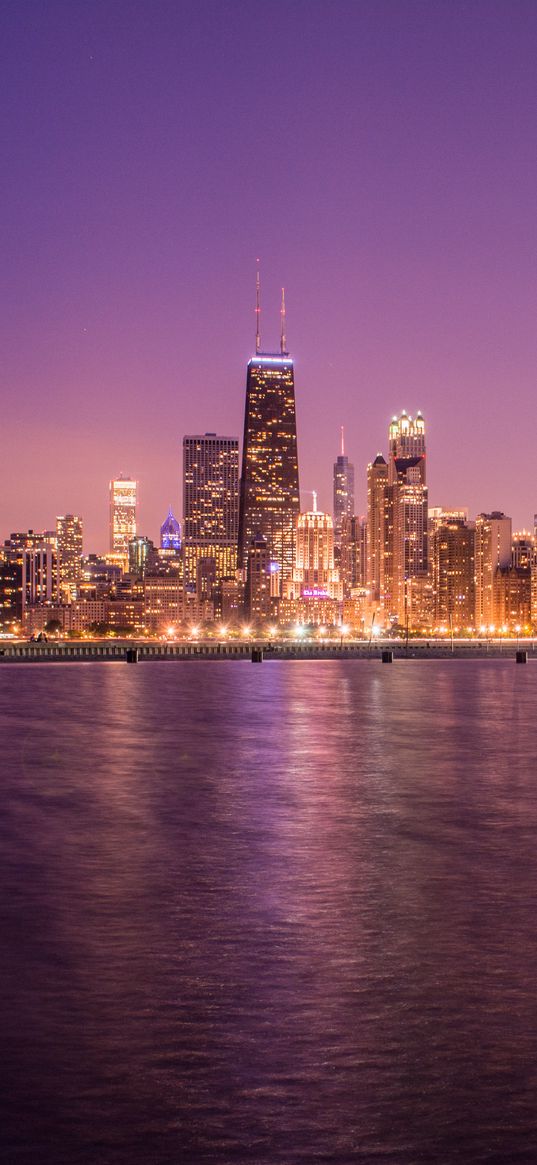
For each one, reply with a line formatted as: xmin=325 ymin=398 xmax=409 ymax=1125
xmin=3 ymin=2 xmax=537 ymax=548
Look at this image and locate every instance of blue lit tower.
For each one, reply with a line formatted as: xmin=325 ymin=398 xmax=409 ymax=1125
xmin=238 ymin=279 xmax=300 ymax=591
xmin=160 ymin=507 xmax=182 ymax=551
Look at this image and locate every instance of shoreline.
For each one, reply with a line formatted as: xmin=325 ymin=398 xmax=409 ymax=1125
xmin=0 ymin=639 xmax=535 ymax=663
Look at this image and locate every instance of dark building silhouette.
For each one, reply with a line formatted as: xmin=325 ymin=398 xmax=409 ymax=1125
xmin=238 ymin=284 xmax=300 ymax=592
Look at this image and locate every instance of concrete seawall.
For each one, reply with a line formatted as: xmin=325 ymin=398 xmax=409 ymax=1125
xmin=0 ymin=640 xmax=535 ymax=663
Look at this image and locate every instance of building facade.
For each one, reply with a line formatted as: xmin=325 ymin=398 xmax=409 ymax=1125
xmin=245 ymin=533 xmax=273 ymax=622
xmin=474 ymin=512 xmax=512 ymax=628
xmin=431 ymin=517 xmax=475 ymax=628
xmin=333 ymin=431 xmax=355 ymax=546
xmin=388 ymin=412 xmax=428 ymax=622
xmin=238 ymin=352 xmax=300 ymax=591
xmin=340 ymin=514 xmax=367 ymax=597
xmin=183 ymin=434 xmax=239 ymax=593
xmin=109 ymin=476 xmax=137 ymax=557
xmin=56 ymin=514 xmax=83 ymax=602
xmin=366 ymin=454 xmax=391 ymax=614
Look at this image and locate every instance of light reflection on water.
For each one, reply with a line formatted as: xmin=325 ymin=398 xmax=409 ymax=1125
xmin=1 ymin=661 xmax=537 ymax=1164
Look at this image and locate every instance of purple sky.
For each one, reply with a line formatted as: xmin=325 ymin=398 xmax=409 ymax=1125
xmin=2 ymin=0 xmax=537 ymax=551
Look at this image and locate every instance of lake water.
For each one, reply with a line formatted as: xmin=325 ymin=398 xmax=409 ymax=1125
xmin=1 ymin=660 xmax=537 ymax=1164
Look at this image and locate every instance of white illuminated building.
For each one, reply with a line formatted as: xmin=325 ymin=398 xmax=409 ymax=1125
xmin=109 ymin=476 xmax=137 ymax=556
xmin=285 ymin=493 xmax=343 ymax=601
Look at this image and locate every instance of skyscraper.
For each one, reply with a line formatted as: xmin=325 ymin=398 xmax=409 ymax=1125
xmin=292 ymin=494 xmax=342 ymax=599
xmin=340 ymin=514 xmax=367 ymax=597
xmin=245 ymin=532 xmax=272 ymax=622
xmin=474 ymin=512 xmax=512 ymax=628
xmin=128 ymin=536 xmax=155 ymax=578
xmin=388 ymin=411 xmax=428 ymax=621
xmin=333 ymin=428 xmax=355 ymax=546
xmin=109 ymin=476 xmax=137 ymax=557
xmin=238 ymin=283 xmax=300 ymax=591
xmin=431 ymin=516 xmax=475 ymax=628
xmin=366 ymin=454 xmax=391 ymax=612
xmin=182 ymin=434 xmax=239 ymax=591
xmin=4 ymin=530 xmax=59 ymax=623
xmin=56 ymin=514 xmax=83 ymax=601
xmin=22 ymin=539 xmax=59 ymax=617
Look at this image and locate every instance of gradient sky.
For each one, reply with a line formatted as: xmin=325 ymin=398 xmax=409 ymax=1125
xmin=2 ymin=0 xmax=537 ymax=551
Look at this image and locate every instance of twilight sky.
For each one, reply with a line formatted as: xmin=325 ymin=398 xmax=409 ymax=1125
xmin=2 ymin=0 xmax=537 ymax=551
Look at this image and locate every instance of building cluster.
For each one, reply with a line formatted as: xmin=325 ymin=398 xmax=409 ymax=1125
xmin=1 ymin=293 xmax=535 ymax=637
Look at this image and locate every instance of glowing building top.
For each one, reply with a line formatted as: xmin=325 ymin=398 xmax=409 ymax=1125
xmin=388 ymin=411 xmax=426 ymax=461
xmin=160 ymin=507 xmax=182 ymax=551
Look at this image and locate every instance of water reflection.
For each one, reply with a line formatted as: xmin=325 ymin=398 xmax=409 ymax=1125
xmin=1 ymin=661 xmax=537 ymax=1163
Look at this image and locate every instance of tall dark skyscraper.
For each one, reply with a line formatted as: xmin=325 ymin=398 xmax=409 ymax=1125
xmin=333 ymin=428 xmax=355 ymax=545
xmin=238 ymin=282 xmax=300 ymax=591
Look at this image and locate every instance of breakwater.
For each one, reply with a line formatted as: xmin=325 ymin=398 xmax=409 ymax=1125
xmin=0 ymin=639 xmax=535 ymax=662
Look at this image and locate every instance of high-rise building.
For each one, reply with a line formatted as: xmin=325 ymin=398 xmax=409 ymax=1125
xmin=366 ymin=454 xmax=391 ymax=613
xmin=56 ymin=514 xmax=83 ymax=601
xmin=245 ymin=533 xmax=272 ymax=622
xmin=128 ymin=536 xmax=155 ymax=578
xmin=109 ymin=476 xmax=137 ymax=556
xmin=474 ymin=512 xmax=512 ymax=628
xmin=4 ymin=530 xmax=59 ymax=623
xmin=0 ymin=554 xmax=23 ymax=629
xmin=143 ymin=572 xmax=183 ymax=634
xmin=333 ymin=429 xmax=355 ymax=546
xmin=160 ymin=507 xmax=182 ymax=551
xmin=340 ymin=514 xmax=367 ymax=597
xmin=238 ymin=283 xmax=300 ymax=592
xmin=431 ymin=516 xmax=475 ymax=629
xmin=183 ymin=434 xmax=239 ymax=592
xmin=388 ymin=411 xmax=428 ymax=621
xmin=494 ymin=566 xmax=532 ymax=630
xmin=285 ymin=494 xmax=342 ymax=604
xmin=22 ymin=541 xmax=59 ymax=618
xmin=512 ymin=531 xmax=536 ymax=570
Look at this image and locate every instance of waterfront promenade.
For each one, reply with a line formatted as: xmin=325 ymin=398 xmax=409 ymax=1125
xmin=0 ymin=638 xmax=535 ymax=662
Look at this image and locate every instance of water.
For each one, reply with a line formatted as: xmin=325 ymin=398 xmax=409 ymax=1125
xmin=1 ymin=660 xmax=537 ymax=1164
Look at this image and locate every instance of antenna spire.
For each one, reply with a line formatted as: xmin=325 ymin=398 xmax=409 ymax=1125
xmin=312 ymin=489 xmax=317 ymax=513
xmin=340 ymin=425 xmax=345 ymax=457
xmin=255 ymin=261 xmax=261 ymax=354
xmin=280 ymin=286 xmax=287 ymax=355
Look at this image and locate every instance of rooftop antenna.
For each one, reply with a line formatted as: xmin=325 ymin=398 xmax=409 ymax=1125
xmin=312 ymin=489 xmax=318 ymax=513
xmin=255 ymin=261 xmax=261 ymax=354
xmin=280 ymin=286 xmax=287 ymax=355
xmin=340 ymin=425 xmax=345 ymax=457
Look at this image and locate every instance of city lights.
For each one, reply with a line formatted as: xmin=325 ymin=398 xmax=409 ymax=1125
xmin=1 ymin=312 xmax=536 ymax=645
